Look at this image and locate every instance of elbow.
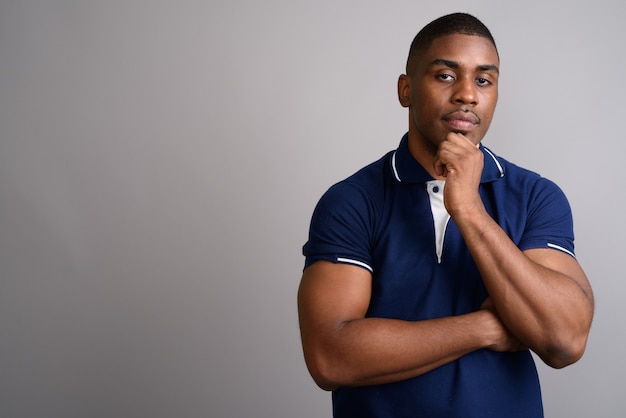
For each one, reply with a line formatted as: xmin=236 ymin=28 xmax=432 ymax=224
xmin=312 ymin=374 xmax=340 ymax=392
xmin=304 ymin=353 xmax=341 ymax=391
xmin=527 ymin=308 xmax=593 ymax=369
xmin=303 ymin=347 xmax=354 ymax=391
xmin=537 ymin=332 xmax=589 ymax=369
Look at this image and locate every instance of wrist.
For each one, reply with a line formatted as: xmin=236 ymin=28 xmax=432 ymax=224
xmin=449 ymin=199 xmax=489 ymax=230
xmin=470 ymin=309 xmax=502 ymax=349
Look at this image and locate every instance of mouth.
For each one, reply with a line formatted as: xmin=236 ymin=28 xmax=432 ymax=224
xmin=442 ymin=110 xmax=480 ymax=133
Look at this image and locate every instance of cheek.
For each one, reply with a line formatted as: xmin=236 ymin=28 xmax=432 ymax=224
xmin=482 ymin=104 xmax=494 ymax=120
xmin=479 ymin=95 xmax=497 ymax=122
xmin=483 ymin=92 xmax=498 ymax=113
xmin=414 ymin=93 xmax=443 ymax=119
xmin=412 ymin=106 xmax=437 ymax=130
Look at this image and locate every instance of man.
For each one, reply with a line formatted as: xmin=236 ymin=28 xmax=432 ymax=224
xmin=298 ymin=12 xmax=594 ymax=417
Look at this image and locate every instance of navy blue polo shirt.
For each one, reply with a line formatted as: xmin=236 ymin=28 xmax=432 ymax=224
xmin=303 ymin=133 xmax=576 ymax=417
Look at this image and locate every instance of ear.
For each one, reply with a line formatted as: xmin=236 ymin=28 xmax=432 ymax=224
xmin=397 ymin=74 xmax=411 ymax=108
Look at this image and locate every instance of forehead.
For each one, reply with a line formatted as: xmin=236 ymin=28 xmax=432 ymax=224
xmin=420 ymin=34 xmax=499 ymax=71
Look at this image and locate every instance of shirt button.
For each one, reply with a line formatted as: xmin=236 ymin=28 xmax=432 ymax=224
xmin=432 ymin=186 xmax=439 ymax=193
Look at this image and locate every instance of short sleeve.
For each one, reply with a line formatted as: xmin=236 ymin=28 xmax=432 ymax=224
xmin=302 ymin=181 xmax=376 ymax=272
xmin=518 ymin=178 xmax=576 ymax=257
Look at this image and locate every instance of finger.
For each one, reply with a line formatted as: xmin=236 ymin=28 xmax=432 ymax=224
xmin=434 ymin=160 xmax=448 ymax=177
xmin=450 ymin=131 xmax=479 ymax=149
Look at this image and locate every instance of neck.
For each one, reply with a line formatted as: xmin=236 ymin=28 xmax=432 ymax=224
xmin=406 ymin=124 xmax=446 ymax=180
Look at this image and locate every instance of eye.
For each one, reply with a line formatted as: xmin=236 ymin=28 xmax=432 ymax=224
xmin=437 ymin=73 xmax=455 ymax=82
xmin=476 ymin=77 xmax=491 ymax=86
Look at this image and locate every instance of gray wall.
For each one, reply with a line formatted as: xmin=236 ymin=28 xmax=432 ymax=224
xmin=0 ymin=1 xmax=623 ymax=417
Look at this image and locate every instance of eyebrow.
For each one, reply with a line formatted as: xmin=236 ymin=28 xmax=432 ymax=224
xmin=431 ymin=59 xmax=499 ymax=74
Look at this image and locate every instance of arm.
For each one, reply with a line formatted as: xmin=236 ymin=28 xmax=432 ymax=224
xmin=297 ymin=260 xmax=523 ymax=391
xmin=435 ymin=133 xmax=594 ymax=368
xmin=458 ymin=216 xmax=592 ymax=368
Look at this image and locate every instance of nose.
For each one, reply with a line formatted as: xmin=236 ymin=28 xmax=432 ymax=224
xmin=452 ymin=77 xmax=478 ymax=106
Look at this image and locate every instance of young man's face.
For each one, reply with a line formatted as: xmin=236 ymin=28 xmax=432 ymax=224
xmin=400 ymin=34 xmax=500 ymax=149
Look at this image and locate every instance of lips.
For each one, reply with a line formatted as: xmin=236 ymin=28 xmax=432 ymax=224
xmin=443 ymin=110 xmax=480 ymax=131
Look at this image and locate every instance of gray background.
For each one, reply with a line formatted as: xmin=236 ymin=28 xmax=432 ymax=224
xmin=0 ymin=1 xmax=623 ymax=417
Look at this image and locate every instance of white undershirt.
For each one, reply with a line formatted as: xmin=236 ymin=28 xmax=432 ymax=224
xmin=426 ymin=180 xmax=451 ymax=264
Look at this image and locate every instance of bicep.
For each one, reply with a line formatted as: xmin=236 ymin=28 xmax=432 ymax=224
xmin=524 ymin=248 xmax=593 ymax=304
xmin=298 ymin=261 xmax=372 ymax=343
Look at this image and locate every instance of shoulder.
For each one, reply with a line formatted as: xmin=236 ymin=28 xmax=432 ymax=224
xmin=489 ymin=151 xmax=567 ymax=201
xmin=307 ymin=151 xmax=395 ymax=244
xmin=318 ymin=151 xmax=394 ymax=210
xmin=304 ymin=151 xmax=395 ymax=270
xmin=487 ymin=151 xmax=575 ymax=252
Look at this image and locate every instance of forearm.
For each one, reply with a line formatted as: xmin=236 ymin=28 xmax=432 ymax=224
xmin=301 ymin=310 xmax=498 ymax=390
xmin=453 ymin=205 xmax=594 ymax=367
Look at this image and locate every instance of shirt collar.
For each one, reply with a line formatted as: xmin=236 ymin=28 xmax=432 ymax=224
xmin=391 ymin=133 xmax=505 ymax=184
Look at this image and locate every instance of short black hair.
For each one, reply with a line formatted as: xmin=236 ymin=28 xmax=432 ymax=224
xmin=406 ymin=13 xmax=498 ymax=75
